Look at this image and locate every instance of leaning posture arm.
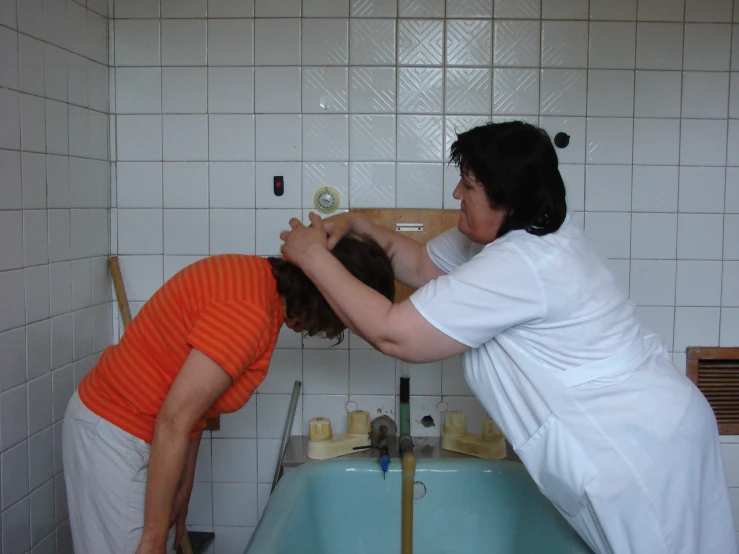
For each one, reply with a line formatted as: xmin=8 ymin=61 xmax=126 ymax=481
xmin=281 ymin=215 xmax=467 ymax=363
xmin=136 ymin=349 xmax=232 ymax=554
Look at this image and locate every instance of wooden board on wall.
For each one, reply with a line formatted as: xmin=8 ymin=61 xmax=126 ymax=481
xmin=352 ymin=209 xmax=459 ymax=303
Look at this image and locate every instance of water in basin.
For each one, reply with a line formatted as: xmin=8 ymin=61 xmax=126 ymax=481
xmin=245 ymin=458 xmax=593 ymax=553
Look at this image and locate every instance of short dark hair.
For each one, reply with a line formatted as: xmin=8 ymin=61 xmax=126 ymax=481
xmin=268 ymin=234 xmax=395 ymax=343
xmin=449 ymin=121 xmax=567 ymax=237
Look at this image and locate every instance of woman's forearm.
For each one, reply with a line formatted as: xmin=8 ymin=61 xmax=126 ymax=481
xmin=139 ymin=420 xmax=191 ymax=550
xmin=182 ymin=432 xmax=202 ymax=486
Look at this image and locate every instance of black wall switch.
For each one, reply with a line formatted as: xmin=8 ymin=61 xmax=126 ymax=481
xmin=274 ymin=176 xmax=284 ymax=196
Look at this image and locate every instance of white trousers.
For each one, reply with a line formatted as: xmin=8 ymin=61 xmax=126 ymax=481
xmin=62 ymin=391 xmax=176 ymax=554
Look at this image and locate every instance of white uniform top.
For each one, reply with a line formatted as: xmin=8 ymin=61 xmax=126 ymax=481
xmin=410 ymin=214 xmax=737 ymax=554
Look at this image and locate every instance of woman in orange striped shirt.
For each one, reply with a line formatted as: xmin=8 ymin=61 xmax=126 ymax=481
xmin=62 ymin=235 xmax=394 ymax=554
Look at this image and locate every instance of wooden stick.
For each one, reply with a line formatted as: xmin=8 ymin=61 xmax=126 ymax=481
xmin=108 ymin=256 xmax=133 ymax=327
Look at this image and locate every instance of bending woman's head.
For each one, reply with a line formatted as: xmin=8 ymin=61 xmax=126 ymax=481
xmin=268 ymin=234 xmax=395 ymax=342
xmin=449 ymin=121 xmax=567 ymax=238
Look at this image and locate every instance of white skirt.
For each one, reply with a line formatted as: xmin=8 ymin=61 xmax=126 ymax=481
xmin=62 ymin=391 xmax=176 ymax=554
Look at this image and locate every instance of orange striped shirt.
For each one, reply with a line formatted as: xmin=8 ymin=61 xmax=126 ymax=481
xmin=79 ymin=255 xmax=284 ymax=443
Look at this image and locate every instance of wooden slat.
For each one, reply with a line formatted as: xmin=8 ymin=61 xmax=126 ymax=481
xmin=685 ymin=347 xmax=739 ymax=435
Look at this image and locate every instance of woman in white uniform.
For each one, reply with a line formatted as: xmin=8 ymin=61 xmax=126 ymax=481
xmin=280 ymin=121 xmax=737 ymax=554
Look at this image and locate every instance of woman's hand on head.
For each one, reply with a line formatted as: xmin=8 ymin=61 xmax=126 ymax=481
xmin=321 ymin=212 xmax=355 ymax=250
xmin=280 ymin=212 xmax=330 ymax=266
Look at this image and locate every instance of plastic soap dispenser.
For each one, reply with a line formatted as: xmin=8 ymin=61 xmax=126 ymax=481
xmin=441 ymin=411 xmax=507 ymax=459
xmin=307 ymin=410 xmax=372 ymax=460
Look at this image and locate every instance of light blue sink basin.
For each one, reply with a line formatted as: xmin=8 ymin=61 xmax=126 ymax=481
xmin=245 ymin=458 xmax=593 ymax=553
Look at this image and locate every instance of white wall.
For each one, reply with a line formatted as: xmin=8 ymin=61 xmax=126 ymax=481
xmin=0 ymin=0 xmax=111 ymax=552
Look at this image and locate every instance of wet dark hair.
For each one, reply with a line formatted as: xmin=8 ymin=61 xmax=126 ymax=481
xmin=268 ymin=234 xmax=395 ymax=343
xmin=449 ymin=121 xmax=567 ymax=237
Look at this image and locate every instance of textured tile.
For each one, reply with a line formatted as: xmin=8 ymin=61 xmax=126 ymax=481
xmin=302 ymin=115 xmax=349 ymax=161
xmin=493 ymin=69 xmax=538 ymax=115
xmin=399 ymin=0 xmax=444 ymax=17
xmin=303 ymin=0 xmax=350 ymax=17
xmin=446 ymin=20 xmax=492 ymax=66
xmin=302 ymin=67 xmax=348 ymax=113
xmin=398 ymin=20 xmax=444 ymax=65
xmin=350 ymin=20 xmax=396 ymax=65
xmin=302 ymin=162 xmax=349 ymax=208
xmin=495 ymin=0 xmax=540 ymax=18
xmin=398 ymin=68 xmax=443 ymax=113
xmin=447 ymin=0 xmax=493 ymax=17
xmin=302 ymin=19 xmax=349 ymax=65
xmin=396 ymin=163 xmax=443 ymax=208
xmin=681 ymin=72 xmax=730 ymax=119
xmin=350 ymin=115 xmax=396 ymax=161
xmin=397 ymin=115 xmax=444 ymax=162
xmin=493 ymin=20 xmax=540 ymax=67
xmin=349 ymin=162 xmax=395 ymax=207
xmin=541 ymin=22 xmax=589 ymax=68
xmin=540 ymin=69 xmax=587 ymax=116
xmin=349 ymin=67 xmax=396 ymax=113
xmin=445 ymin=115 xmax=491 ymax=158
xmin=445 ymin=68 xmax=491 ymax=114
xmin=351 ymin=0 xmax=397 ymax=17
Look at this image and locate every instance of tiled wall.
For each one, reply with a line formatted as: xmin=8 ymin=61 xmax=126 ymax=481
xmin=116 ymin=0 xmax=738 ymax=550
xmin=0 ymin=0 xmax=111 ymax=552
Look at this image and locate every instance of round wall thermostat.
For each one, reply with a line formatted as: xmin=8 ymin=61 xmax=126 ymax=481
xmin=313 ymin=187 xmax=340 ymax=214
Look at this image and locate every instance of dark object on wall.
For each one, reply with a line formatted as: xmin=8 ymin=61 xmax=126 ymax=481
xmin=176 ymin=532 xmax=215 ymax=554
xmin=553 ymin=132 xmax=570 ymax=149
xmin=686 ymin=347 xmax=739 ymax=434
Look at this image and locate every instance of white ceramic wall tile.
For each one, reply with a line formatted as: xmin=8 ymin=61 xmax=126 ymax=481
xmin=635 ymin=23 xmax=683 ymax=71
xmin=589 ymin=0 xmax=637 ymax=19
xmin=0 ymin=212 xmax=23 ymax=272
xmin=163 ymin=163 xmax=209 ymax=208
xmin=208 ymin=19 xmax=254 ymax=67
xmin=727 ymin=169 xmax=739 ymax=213
xmin=634 ymin=71 xmax=682 ymax=118
xmin=726 ymin=215 xmax=739 ymax=259
xmin=117 ymin=163 xmax=163 ymax=208
xmin=589 ymin=23 xmax=636 ymax=70
xmin=186 ymin=482 xmax=212 ymax=525
xmin=255 ymin=114 xmax=301 ymax=161
xmin=19 ymin=36 xmax=45 ymax=97
xmin=495 ymin=0 xmax=540 ymax=18
xmin=540 ymin=118 xmax=588 ymax=166
xmin=301 ymin=394 xmax=348 ymax=436
xmin=584 ymin=212 xmax=631 ymax=258
xmin=731 ymin=74 xmax=739 ymax=119
xmin=677 ymin=214 xmax=724 ymax=260
xmin=445 ymin=68 xmax=491 ymax=114
xmin=586 ymin=118 xmax=634 ymax=165
xmin=27 ymin=373 xmax=52 ymax=435
xmin=585 ymin=165 xmax=632 ymax=211
xmin=255 ymin=0 xmax=300 ymax=16
xmin=118 ymin=255 xmax=164 ymax=302
xmin=208 ymin=0 xmax=254 ymax=16
xmin=721 ymin=308 xmax=739 ymax=345
xmin=46 ymin=101 xmax=68 ymax=156
xmin=257 ymin=349 xmax=302 ymax=393
xmin=685 ymin=0 xmax=733 ymax=22
xmin=541 ymin=22 xmax=589 ymax=68
xmin=441 ymin=355 xmax=470 ymax=395
xmin=21 ymin=94 xmax=46 ymax=154
xmin=349 ymin=67 xmax=395 ymax=114
xmin=255 ymin=162 xmax=302 ymax=208
xmin=24 ymin=210 xmax=48 ymax=266
xmin=674 ymin=307 xmax=721 ymax=351
xmin=0 ymin=270 xmax=25 ymax=332
xmin=28 ymin=427 xmax=53 ymax=491
xmin=212 ymin=439 xmax=257 ymax=483
xmin=302 ymin=0 xmax=349 ymax=16
xmin=540 ymin=69 xmax=587 ymax=116
xmin=302 ymin=162 xmax=349 ymax=209
xmin=212 ymin=396 xmax=257 ymax=438
xmin=163 ymin=209 xmax=209 ymax=255
xmin=446 ymin=20 xmax=492 ymax=66
xmin=254 ymin=67 xmax=301 ymax=114
xmin=446 ymin=0 xmax=493 ymax=18
xmin=682 ymin=72 xmax=730 ymax=119
xmin=587 ymin=70 xmax=635 ymax=117
xmin=397 ymin=115 xmax=444 ymax=161
xmin=633 ymin=119 xmax=680 ymax=166
xmin=0 ymin=327 xmax=24 ymax=392
xmin=1 ymin=440 xmax=29 ymax=509
xmin=630 ymin=260 xmax=676 ymax=306
xmin=25 ymin=266 xmax=50 ymax=324
xmin=163 ymin=115 xmax=208 ymax=161
xmin=209 ymin=114 xmax=255 ymax=162
xmin=302 ymin=67 xmax=348 ymax=113
xmin=349 ymin=162 xmax=395 ymax=207
xmin=0 ymin=90 xmax=20 ymax=152
xmin=678 ymin=167 xmax=726 ymax=213
xmin=559 ymin=164 xmax=585 ymax=211
xmin=302 ymin=115 xmax=349 ymax=161
xmin=115 ymin=0 xmax=160 ymax=17
xmin=399 ymin=0 xmax=444 ymax=17
xmin=160 ymin=0 xmax=206 ymax=17
xmin=349 ymin=115 xmax=395 ymax=161
xmin=208 ymin=67 xmax=254 ymax=114
xmin=161 ymin=20 xmax=207 ymax=67
xmin=349 ymin=350 xmax=395 ymax=394
xmin=680 ymin=120 xmax=728 ymax=166
xmin=396 ymin=163 xmax=443 ymax=208
xmin=49 ymin=262 xmax=72 ymax=318
xmin=684 ymin=24 xmax=732 ymax=71
xmin=210 ymin=162 xmax=255 ymax=208
xmin=0 ymin=151 xmax=22 ymax=210
xmin=636 ymin=307 xmax=674 ymax=351
xmin=257 ymin=394 xmax=302 ymax=437
xmin=302 ymin=19 xmax=349 ymax=65
xmin=632 ymin=166 xmax=679 ymax=212
xmin=349 ymin=20 xmax=396 ymax=66
xmin=676 ymin=261 xmax=723 ymax=306
xmin=729 ymin=120 xmax=739 ymax=166
xmin=115 ymin=68 xmax=162 ymax=114
xmin=397 ymin=20 xmax=444 ymax=66
xmin=114 ymin=20 xmax=160 ymax=66
xmin=117 ymin=115 xmax=162 ymax=161
xmin=398 ymin=68 xmax=443 ymax=114
xmin=3 ymin=496 xmax=30 ymax=554
xmin=493 ymin=69 xmax=539 ymax=115
xmin=493 ymin=20 xmax=540 ymax=68
xmin=162 ymin=67 xmax=208 ymax=114
xmin=254 ymin=20 xmax=299 ymax=66
xmin=637 ymin=0 xmax=685 ymax=21
xmin=303 ymin=350 xmax=349 ymax=394
xmin=255 ymin=208 xmax=300 ymax=255
xmin=723 ymin=262 xmax=739 ymax=306
xmin=630 ymin=213 xmax=677 ymax=259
